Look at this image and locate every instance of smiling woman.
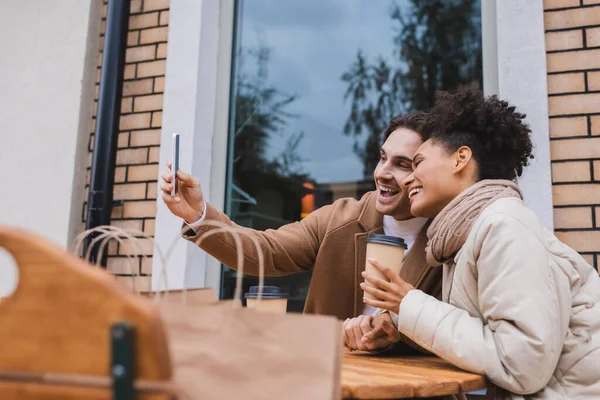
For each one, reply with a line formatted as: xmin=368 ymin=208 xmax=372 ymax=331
xmin=406 ymin=141 xmax=476 ymax=218
xmin=404 ymin=85 xmax=533 ymax=219
xmin=362 ymin=86 xmax=600 ymax=399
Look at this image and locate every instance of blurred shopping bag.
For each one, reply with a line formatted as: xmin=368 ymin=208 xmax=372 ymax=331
xmin=73 ymin=223 xmax=342 ymax=399
xmin=161 ymin=300 xmax=341 ymax=400
xmin=158 ymin=222 xmax=342 ymax=400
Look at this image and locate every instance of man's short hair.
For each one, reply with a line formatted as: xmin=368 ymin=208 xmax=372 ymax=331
xmin=383 ymin=111 xmax=431 ymax=143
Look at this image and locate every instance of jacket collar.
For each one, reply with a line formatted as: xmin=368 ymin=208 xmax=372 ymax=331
xmin=357 ymin=192 xmax=383 ymax=232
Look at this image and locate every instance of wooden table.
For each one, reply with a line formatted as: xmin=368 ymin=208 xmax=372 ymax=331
xmin=341 ymin=353 xmax=486 ymax=399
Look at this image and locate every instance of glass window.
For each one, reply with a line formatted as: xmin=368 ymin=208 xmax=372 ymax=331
xmin=222 ymin=0 xmax=483 ymax=311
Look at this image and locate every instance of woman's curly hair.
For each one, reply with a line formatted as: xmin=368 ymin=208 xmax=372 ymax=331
xmin=426 ymin=84 xmax=534 ymax=181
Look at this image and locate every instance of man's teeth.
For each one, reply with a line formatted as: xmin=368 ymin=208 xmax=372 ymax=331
xmin=409 ymin=187 xmax=422 ymax=199
xmin=380 ymin=186 xmax=399 ymax=195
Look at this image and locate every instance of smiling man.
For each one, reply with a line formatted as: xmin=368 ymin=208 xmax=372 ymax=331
xmin=160 ymin=111 xmax=442 ymax=352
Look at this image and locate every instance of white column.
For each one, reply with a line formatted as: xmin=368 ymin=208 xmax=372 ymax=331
xmin=482 ymin=0 xmax=499 ymax=96
xmin=0 ymin=0 xmax=101 ymax=246
xmin=494 ymin=0 xmax=554 ymax=229
xmin=153 ymin=0 xmax=234 ymax=293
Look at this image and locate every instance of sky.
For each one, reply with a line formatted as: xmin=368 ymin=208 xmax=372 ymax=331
xmin=236 ymin=0 xmax=407 ymax=184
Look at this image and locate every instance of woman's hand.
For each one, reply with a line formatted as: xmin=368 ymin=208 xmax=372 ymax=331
xmin=360 ymin=258 xmax=415 ymax=314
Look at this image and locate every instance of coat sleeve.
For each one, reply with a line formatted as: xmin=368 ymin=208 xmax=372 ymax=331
xmin=181 ymin=201 xmax=332 ymax=277
xmin=396 ymin=213 xmax=571 ymax=395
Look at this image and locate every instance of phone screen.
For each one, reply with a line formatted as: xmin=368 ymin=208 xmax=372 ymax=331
xmin=171 ymin=133 xmax=180 ymax=196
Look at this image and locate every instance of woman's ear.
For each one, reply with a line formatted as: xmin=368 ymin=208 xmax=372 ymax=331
xmin=453 ymin=146 xmax=473 ymax=173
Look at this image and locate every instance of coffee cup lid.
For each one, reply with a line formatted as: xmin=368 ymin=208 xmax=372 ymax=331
xmin=245 ymin=286 xmax=289 ymax=299
xmin=365 ymin=234 xmax=407 ymax=248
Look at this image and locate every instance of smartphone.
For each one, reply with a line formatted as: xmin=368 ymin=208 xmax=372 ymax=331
xmin=171 ymin=133 xmax=180 ymax=196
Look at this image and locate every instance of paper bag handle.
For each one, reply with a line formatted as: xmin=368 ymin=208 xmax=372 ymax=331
xmin=72 ymin=221 xmax=267 ymax=306
xmin=192 ymin=223 xmax=266 ymax=303
xmin=73 ymin=226 xmax=165 ymax=296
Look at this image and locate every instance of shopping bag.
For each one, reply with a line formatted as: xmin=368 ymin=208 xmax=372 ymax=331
xmin=158 ymin=221 xmax=342 ymax=400
xmin=75 ymin=222 xmax=343 ymax=399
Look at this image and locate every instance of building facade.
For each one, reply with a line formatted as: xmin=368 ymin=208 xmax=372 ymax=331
xmin=1 ymin=0 xmax=599 ymax=304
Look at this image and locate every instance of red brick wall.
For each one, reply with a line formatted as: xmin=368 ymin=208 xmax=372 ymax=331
xmin=544 ymin=0 xmax=600 ymax=269
xmin=84 ymin=0 xmax=169 ymax=290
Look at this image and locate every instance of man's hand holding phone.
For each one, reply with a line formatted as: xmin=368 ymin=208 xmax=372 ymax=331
xmin=160 ymin=162 xmax=205 ymax=223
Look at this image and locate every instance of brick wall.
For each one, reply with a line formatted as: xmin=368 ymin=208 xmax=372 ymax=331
xmin=84 ymin=0 xmax=169 ymax=290
xmin=544 ymin=0 xmax=600 ymax=269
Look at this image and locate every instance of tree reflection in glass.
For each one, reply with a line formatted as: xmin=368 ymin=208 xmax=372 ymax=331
xmin=342 ymin=0 xmax=482 ymax=177
xmin=222 ymin=0 xmax=482 ymax=312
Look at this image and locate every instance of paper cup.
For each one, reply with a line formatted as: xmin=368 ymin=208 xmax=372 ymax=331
xmin=245 ymin=286 xmax=288 ymax=314
xmin=364 ymin=234 xmax=407 ymax=301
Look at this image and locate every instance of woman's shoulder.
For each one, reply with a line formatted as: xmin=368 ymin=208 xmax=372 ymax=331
xmin=471 ymin=197 xmax=548 ymax=243
xmin=451 ymin=197 xmax=552 ymax=267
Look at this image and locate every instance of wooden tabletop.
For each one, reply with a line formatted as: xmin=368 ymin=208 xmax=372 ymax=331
xmin=341 ymin=353 xmax=486 ymax=399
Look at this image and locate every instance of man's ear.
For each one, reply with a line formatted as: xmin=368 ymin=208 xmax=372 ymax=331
xmin=453 ymin=146 xmax=473 ymax=173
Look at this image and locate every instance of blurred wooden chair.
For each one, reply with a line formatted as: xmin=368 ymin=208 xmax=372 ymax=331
xmin=0 ymin=226 xmax=174 ymax=399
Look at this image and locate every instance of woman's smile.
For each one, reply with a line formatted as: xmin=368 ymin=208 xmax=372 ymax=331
xmin=408 ymin=186 xmax=422 ymax=203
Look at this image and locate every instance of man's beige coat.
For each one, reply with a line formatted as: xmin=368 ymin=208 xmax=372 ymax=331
xmin=182 ymin=192 xmax=442 ymax=320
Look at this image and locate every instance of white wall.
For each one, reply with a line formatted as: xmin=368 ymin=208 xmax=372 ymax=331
xmin=152 ymin=0 xmax=234 ymax=294
xmin=0 ymin=1 xmax=101 ymax=244
xmin=0 ymin=0 xmax=100 ymax=296
xmin=492 ymin=0 xmax=554 ymax=229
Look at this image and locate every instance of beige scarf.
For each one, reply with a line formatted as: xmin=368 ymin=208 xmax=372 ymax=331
xmin=426 ymin=179 xmax=523 ymax=267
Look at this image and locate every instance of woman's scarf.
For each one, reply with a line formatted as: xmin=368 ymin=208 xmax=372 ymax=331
xmin=426 ymin=180 xmax=523 ymax=267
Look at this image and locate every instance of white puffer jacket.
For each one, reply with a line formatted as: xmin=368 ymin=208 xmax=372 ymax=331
xmin=397 ymin=197 xmax=600 ymax=399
